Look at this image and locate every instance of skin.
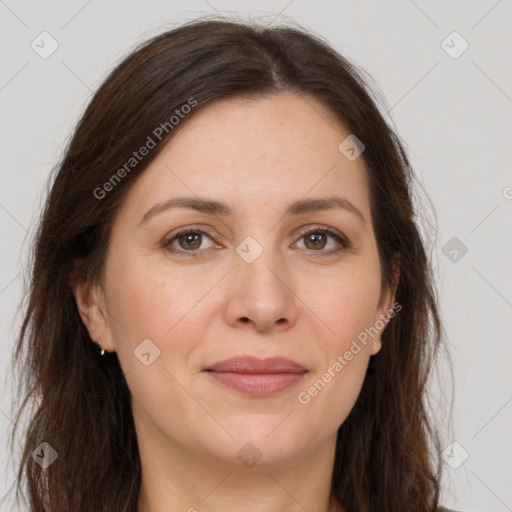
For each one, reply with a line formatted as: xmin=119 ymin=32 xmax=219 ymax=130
xmin=74 ymin=92 xmax=398 ymax=512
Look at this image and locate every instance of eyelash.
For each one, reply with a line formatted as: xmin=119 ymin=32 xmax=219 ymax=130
xmin=162 ymin=225 xmax=352 ymax=258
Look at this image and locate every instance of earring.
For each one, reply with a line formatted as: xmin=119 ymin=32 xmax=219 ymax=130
xmin=96 ymin=340 xmax=105 ymax=356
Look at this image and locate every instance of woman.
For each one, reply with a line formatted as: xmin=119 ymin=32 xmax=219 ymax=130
xmin=6 ymin=17 xmax=455 ymax=512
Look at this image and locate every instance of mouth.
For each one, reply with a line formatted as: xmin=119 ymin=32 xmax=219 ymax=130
xmin=203 ymin=356 xmax=308 ymax=396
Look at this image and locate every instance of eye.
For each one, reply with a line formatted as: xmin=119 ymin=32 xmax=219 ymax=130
xmin=162 ymin=225 xmax=351 ymax=258
xmin=163 ymin=227 xmax=216 ymax=256
xmin=294 ymin=225 xmax=351 ymax=256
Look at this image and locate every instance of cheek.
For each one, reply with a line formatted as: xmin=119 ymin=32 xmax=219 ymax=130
xmin=298 ymin=355 xmax=369 ymax=433
xmin=297 ymin=278 xmax=378 ymax=424
xmin=106 ymin=253 xmax=207 ymax=343
xmin=294 ymin=256 xmax=381 ymax=420
xmin=305 ymin=257 xmax=382 ymax=354
xmin=105 ymin=257 xmax=210 ymax=432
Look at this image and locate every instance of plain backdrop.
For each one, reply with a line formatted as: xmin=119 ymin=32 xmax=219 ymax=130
xmin=1 ymin=1 xmax=511 ymax=511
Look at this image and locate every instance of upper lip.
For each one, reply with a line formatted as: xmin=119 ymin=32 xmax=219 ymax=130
xmin=204 ymin=356 xmax=308 ymax=374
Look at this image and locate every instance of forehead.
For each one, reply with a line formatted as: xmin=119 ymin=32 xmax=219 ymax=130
xmin=118 ymin=92 xmax=371 ymax=224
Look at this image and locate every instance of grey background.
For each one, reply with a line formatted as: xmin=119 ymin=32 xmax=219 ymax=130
xmin=1 ymin=1 xmax=511 ymax=511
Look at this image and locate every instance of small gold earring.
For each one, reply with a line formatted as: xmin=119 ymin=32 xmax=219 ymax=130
xmin=97 ymin=340 xmax=105 ymax=356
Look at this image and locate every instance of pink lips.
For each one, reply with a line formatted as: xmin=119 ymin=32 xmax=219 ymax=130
xmin=203 ymin=356 xmax=308 ymax=396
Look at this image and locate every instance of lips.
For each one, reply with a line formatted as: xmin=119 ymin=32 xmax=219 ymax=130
xmin=203 ymin=356 xmax=308 ymax=396
xmin=205 ymin=356 xmax=307 ymax=374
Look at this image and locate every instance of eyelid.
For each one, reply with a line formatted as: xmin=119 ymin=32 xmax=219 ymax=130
xmin=164 ymin=224 xmax=222 ymax=240
xmin=295 ymin=224 xmax=350 ymax=244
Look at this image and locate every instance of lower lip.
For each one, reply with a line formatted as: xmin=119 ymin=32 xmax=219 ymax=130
xmin=205 ymin=371 xmax=307 ymax=396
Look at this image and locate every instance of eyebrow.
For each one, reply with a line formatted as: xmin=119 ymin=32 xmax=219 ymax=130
xmin=137 ymin=195 xmax=366 ymax=226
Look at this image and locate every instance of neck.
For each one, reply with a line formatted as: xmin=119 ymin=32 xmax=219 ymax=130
xmin=135 ymin=424 xmax=344 ymax=512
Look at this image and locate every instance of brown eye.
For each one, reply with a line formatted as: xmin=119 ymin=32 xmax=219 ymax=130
xmin=295 ymin=226 xmax=351 ymax=256
xmin=177 ymin=232 xmax=202 ymax=250
xmin=303 ymin=232 xmax=328 ymax=250
xmin=163 ymin=229 xmax=215 ymax=256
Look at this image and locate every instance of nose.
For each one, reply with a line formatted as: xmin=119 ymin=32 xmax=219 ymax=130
xmin=223 ymin=242 xmax=300 ymax=333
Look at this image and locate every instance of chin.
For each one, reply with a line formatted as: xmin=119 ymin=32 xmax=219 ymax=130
xmin=202 ymin=418 xmax=311 ymax=468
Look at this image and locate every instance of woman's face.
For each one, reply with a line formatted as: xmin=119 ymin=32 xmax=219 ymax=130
xmin=78 ymin=92 xmax=396 ymax=468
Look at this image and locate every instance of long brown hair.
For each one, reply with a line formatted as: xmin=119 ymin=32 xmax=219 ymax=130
xmin=5 ymin=17 xmax=447 ymax=511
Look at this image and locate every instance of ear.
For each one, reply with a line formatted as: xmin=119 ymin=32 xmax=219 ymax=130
xmin=73 ymin=278 xmax=114 ymax=353
xmin=370 ymin=257 xmax=400 ymax=355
